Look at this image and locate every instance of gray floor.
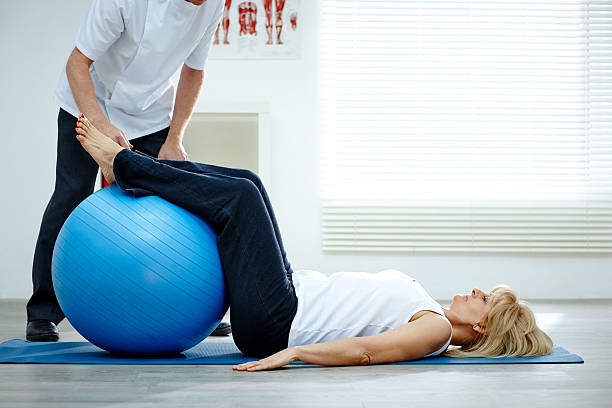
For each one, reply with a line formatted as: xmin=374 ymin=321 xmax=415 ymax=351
xmin=0 ymin=299 xmax=610 ymax=408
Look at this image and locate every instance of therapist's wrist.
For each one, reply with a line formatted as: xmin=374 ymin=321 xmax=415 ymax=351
xmin=166 ymin=130 xmax=184 ymax=144
xmin=86 ymin=112 xmax=108 ymax=128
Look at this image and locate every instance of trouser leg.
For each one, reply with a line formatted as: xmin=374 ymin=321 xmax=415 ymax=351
xmin=113 ymin=149 xmax=297 ymax=357
xmin=27 ymin=109 xmax=98 ymax=323
xmin=156 ymin=160 xmax=293 ymax=277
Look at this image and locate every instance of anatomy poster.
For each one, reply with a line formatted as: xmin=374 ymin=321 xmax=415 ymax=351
xmin=209 ymin=0 xmax=301 ymax=59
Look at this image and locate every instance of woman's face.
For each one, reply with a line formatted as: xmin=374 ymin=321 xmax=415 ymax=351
xmin=450 ymin=288 xmax=493 ymax=325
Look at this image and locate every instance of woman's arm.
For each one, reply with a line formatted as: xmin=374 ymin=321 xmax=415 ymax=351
xmin=232 ymin=313 xmax=451 ymax=371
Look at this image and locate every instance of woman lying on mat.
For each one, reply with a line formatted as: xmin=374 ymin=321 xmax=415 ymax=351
xmin=74 ymin=114 xmax=553 ymax=372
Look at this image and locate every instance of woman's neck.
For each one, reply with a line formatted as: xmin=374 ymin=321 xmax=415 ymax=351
xmin=442 ymin=307 xmax=478 ymax=347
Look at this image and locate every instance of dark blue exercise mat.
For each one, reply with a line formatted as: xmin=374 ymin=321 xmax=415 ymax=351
xmin=0 ymin=340 xmax=583 ymax=365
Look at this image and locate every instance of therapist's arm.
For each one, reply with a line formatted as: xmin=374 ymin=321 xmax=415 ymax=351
xmin=66 ymin=47 xmax=132 ymax=149
xmin=159 ymin=64 xmax=205 ymax=161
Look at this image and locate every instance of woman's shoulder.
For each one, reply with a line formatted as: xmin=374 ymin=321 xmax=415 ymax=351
xmin=409 ymin=311 xmax=453 ymax=354
xmin=414 ymin=311 xmax=452 ymax=346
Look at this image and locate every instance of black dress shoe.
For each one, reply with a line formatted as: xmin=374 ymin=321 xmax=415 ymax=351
xmin=26 ymin=320 xmax=59 ymax=342
xmin=210 ymin=321 xmax=232 ymax=336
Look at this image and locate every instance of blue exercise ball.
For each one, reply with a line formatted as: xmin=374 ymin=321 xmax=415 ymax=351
xmin=52 ymin=184 xmax=228 ymax=356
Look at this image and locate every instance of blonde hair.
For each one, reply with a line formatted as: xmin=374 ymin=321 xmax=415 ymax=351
xmin=444 ymin=284 xmax=553 ymax=358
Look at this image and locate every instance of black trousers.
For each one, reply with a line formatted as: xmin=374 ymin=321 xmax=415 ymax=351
xmin=27 ymin=109 xmax=169 ymax=323
xmin=113 ymin=150 xmax=298 ymax=357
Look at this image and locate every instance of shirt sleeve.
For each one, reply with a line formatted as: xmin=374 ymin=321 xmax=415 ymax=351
xmin=74 ymin=0 xmax=125 ymax=61
xmin=185 ymin=1 xmax=224 ymax=71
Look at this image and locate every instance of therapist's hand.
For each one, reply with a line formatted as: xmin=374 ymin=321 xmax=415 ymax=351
xmin=158 ymin=139 xmax=189 ymax=161
xmin=95 ymin=120 xmax=133 ymax=149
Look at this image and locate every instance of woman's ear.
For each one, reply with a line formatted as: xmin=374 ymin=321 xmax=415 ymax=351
xmin=472 ymin=324 xmax=489 ymax=335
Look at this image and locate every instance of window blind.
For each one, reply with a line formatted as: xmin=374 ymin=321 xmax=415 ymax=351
xmin=320 ymin=0 xmax=612 ymax=252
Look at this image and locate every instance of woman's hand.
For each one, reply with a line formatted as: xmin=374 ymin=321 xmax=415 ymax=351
xmin=232 ymin=347 xmax=299 ymax=372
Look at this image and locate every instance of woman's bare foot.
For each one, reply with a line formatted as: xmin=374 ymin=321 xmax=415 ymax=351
xmin=75 ymin=114 xmax=125 ymax=184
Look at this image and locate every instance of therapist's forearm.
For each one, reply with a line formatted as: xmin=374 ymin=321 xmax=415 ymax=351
xmin=65 ymin=47 xmax=107 ymax=126
xmin=168 ymin=64 xmax=205 ymax=143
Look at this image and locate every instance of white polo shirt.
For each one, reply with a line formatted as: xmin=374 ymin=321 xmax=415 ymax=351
xmin=55 ymin=0 xmax=223 ymax=140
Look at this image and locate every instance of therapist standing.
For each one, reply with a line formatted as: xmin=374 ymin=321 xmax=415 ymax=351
xmin=26 ymin=0 xmax=232 ymax=341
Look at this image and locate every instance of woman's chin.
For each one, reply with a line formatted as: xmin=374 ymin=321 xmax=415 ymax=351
xmin=449 ymin=294 xmax=461 ymax=309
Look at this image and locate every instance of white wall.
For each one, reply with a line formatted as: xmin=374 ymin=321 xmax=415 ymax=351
xmin=0 ymin=0 xmax=610 ymax=300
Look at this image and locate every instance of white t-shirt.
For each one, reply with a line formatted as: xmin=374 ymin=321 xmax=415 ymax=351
xmin=288 ymin=269 xmax=453 ymax=358
xmin=55 ymin=0 xmax=224 ymax=140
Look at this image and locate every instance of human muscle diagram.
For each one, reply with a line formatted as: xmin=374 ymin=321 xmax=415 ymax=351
xmin=213 ymin=0 xmax=233 ymax=45
xmin=264 ymin=0 xmax=286 ymax=45
xmin=238 ymin=2 xmax=258 ymax=37
xmin=210 ymin=0 xmax=300 ymax=59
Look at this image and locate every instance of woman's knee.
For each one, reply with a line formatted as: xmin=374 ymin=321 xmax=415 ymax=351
xmin=234 ymin=178 xmax=261 ymax=202
xmin=235 ymin=169 xmax=262 ymax=189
